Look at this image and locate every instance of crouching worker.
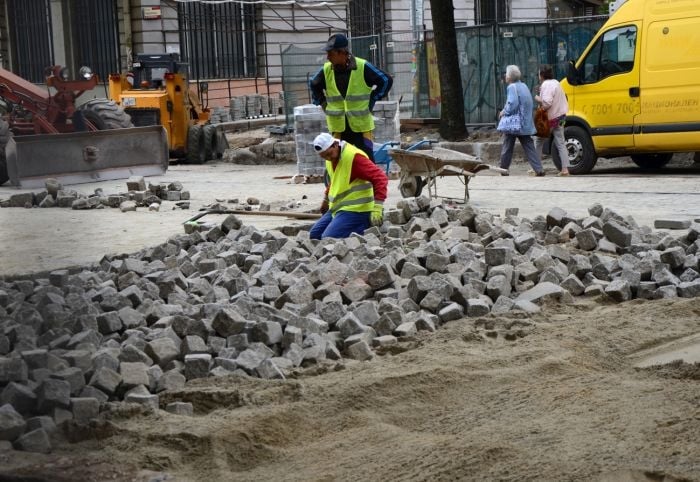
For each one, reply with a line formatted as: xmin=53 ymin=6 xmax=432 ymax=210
xmin=309 ymin=132 xmax=388 ymax=239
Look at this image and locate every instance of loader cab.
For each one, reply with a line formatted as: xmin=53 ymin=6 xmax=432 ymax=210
xmin=131 ymin=53 xmax=181 ymax=90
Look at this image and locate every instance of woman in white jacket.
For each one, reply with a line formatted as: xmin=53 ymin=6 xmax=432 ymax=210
xmin=534 ymin=65 xmax=570 ymax=176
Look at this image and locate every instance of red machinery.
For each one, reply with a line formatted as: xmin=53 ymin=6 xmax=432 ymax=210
xmin=0 ymin=65 xmax=167 ymax=187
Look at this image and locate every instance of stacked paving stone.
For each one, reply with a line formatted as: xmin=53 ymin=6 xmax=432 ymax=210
xmin=372 ymin=100 xmax=400 ymax=146
xmin=228 ymin=95 xmax=280 ymax=121
xmin=270 ymin=93 xmax=283 ymax=116
xmin=0 ymin=177 xmax=190 ymax=211
xmin=293 ymin=104 xmax=327 ymax=177
xmin=1 ymin=198 xmax=699 ymax=452
xmin=229 ymin=96 xmax=247 ymax=121
xmin=246 ymin=94 xmax=262 ymax=117
xmin=210 ymin=106 xmax=232 ymax=124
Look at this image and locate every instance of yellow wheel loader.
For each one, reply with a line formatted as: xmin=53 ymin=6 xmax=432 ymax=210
xmin=108 ymin=53 xmax=228 ymax=164
xmin=0 ymin=65 xmax=168 ymax=187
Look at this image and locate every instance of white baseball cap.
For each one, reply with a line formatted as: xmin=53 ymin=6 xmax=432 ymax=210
xmin=313 ymin=133 xmax=336 ymax=153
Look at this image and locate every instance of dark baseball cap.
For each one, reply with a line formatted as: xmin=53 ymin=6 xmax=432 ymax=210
xmin=324 ymin=34 xmax=349 ymax=51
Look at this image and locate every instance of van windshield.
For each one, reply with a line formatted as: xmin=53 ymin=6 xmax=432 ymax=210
xmin=580 ymin=25 xmax=637 ymax=83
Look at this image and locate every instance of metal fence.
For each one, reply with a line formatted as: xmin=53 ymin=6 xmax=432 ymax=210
xmin=281 ymin=16 xmax=607 ymax=125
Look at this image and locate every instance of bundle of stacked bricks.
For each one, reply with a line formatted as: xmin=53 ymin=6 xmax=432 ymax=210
xmin=293 ymin=104 xmax=327 ymax=178
xmin=1 ymin=199 xmax=699 ymax=453
xmin=0 ymin=177 xmax=190 ymax=211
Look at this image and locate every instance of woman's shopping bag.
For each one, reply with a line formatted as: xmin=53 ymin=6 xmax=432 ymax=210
xmin=497 ymin=111 xmax=522 ymax=135
xmin=534 ymin=106 xmax=551 ymax=138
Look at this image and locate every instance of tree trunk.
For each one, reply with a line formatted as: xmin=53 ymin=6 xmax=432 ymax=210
xmin=428 ymin=0 xmax=468 ymax=141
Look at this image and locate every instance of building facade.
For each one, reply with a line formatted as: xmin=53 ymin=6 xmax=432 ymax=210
xmin=0 ymin=0 xmax=604 ymax=108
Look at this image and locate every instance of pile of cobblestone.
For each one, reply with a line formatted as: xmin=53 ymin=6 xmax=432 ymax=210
xmin=0 ymin=177 xmax=190 ymax=211
xmin=1 ymin=196 xmax=699 ymax=453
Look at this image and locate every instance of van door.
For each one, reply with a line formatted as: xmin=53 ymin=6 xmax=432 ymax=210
xmin=635 ymin=15 xmax=700 ymax=151
xmin=572 ymin=24 xmax=640 ymax=154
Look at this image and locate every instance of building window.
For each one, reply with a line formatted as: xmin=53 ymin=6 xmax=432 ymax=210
xmin=349 ymin=0 xmax=382 ymax=37
xmin=178 ymin=2 xmax=257 ymax=80
xmin=6 ymin=0 xmax=118 ymax=83
xmin=476 ymin=0 xmax=508 ymax=25
xmin=69 ymin=0 xmax=120 ymax=81
xmin=7 ymin=0 xmax=53 ymax=82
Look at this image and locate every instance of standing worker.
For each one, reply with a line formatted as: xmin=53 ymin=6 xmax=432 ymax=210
xmin=309 ymin=132 xmax=388 ymax=240
xmin=309 ymin=33 xmax=393 ymax=162
xmin=534 ymin=65 xmax=570 ymax=176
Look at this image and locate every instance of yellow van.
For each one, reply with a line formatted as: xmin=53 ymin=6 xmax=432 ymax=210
xmin=558 ymin=0 xmax=700 ymax=174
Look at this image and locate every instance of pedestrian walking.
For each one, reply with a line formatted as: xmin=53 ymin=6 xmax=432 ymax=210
xmin=534 ymin=65 xmax=570 ymax=176
xmin=309 ymin=33 xmax=393 ymax=162
xmin=497 ymin=65 xmax=545 ymax=176
xmin=309 ymin=132 xmax=388 ymax=240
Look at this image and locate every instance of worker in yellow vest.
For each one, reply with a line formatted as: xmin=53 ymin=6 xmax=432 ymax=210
xmin=309 ymin=132 xmax=388 ymax=239
xmin=309 ymin=33 xmax=393 ymax=162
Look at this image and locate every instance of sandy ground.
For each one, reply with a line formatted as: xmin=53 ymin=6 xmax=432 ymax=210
xmin=1 ymin=131 xmax=700 ymax=481
xmin=1 ymin=298 xmax=699 ymax=481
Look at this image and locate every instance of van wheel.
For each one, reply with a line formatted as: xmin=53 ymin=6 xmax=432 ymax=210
xmin=559 ymin=126 xmax=597 ymax=174
xmin=631 ymin=153 xmax=673 ymax=169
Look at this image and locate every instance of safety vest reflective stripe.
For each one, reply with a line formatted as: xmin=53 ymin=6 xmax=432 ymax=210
xmin=345 ymin=94 xmax=369 ymax=102
xmin=330 ymin=196 xmax=375 ymax=215
xmin=346 ymin=109 xmax=370 ymax=117
xmin=326 ymin=142 xmax=375 ymax=215
xmin=327 ymin=181 xmax=373 ymax=202
xmin=323 ymin=58 xmax=374 ymax=133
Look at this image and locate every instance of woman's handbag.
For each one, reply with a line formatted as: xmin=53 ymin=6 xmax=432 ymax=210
xmin=534 ymin=106 xmax=551 ymax=138
xmin=497 ymin=111 xmax=522 ymax=134
xmin=497 ymin=87 xmax=523 ymax=135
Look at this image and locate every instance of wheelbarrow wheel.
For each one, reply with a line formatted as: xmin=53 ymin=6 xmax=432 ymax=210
xmin=399 ymin=174 xmax=424 ymax=198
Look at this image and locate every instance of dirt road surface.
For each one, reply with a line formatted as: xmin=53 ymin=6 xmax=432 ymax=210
xmin=1 ymin=155 xmax=699 ymax=277
xmin=1 ymin=142 xmax=700 ymax=481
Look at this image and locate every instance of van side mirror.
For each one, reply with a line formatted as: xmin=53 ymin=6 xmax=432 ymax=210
xmin=566 ymin=60 xmax=580 ymax=86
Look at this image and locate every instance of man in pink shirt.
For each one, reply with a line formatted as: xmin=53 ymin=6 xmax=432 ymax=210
xmin=534 ymin=65 xmax=570 ymax=176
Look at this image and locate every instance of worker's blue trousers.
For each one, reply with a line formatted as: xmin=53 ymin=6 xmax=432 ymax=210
xmin=309 ymin=210 xmax=370 ymax=239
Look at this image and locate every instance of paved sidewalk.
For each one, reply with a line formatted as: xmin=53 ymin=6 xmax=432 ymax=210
xmin=1 ymin=161 xmax=699 ymax=277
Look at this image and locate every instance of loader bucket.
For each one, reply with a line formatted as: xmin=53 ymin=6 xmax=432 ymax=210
xmin=6 ymin=126 xmax=169 ymax=188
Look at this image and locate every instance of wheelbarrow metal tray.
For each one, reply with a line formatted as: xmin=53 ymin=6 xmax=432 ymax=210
xmin=391 ymin=147 xmax=506 ymax=201
xmin=390 ymin=147 xmax=482 ymax=173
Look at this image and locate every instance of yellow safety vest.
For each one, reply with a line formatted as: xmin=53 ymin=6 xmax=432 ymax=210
xmin=326 ymin=142 xmax=375 ymax=216
xmin=324 ymin=58 xmax=374 ymax=133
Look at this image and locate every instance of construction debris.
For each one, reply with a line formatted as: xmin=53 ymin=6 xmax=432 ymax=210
xmin=0 ymin=177 xmax=190 ymax=211
xmin=0 ymin=196 xmax=699 ymax=453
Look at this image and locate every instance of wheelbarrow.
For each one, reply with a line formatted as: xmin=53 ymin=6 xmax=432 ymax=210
xmin=373 ymin=139 xmax=437 ymax=174
xmin=391 ymin=147 xmax=508 ymax=202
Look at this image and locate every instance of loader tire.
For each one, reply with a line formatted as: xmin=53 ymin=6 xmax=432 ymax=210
xmin=186 ymin=125 xmax=206 ymax=164
xmin=215 ymin=129 xmax=228 ymax=159
xmin=79 ymin=98 xmax=133 ymax=130
xmin=203 ymin=124 xmax=217 ymax=160
xmin=0 ymin=119 xmax=11 ymax=185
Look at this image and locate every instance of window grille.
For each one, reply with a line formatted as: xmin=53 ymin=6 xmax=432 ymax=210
xmin=7 ymin=0 xmax=53 ymax=82
xmin=178 ymin=1 xmax=257 ymax=80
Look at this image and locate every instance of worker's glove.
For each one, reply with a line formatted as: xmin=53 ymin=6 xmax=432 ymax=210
xmin=320 ymin=198 xmax=329 ymax=214
xmin=370 ymin=202 xmax=384 ymax=227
